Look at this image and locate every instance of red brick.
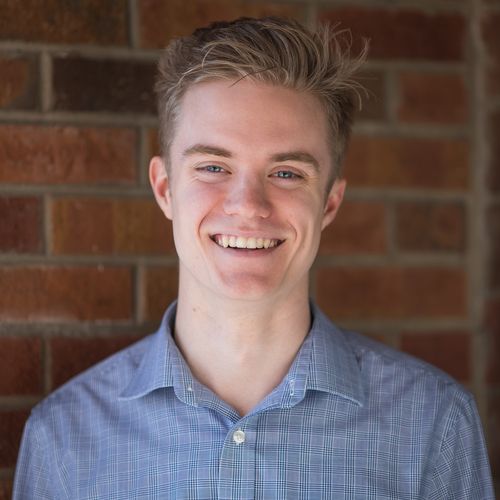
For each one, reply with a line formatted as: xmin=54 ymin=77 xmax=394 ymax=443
xmin=483 ymin=12 xmax=500 ymax=96
xmin=321 ymin=7 xmax=465 ymax=61
xmin=0 ymin=267 xmax=132 ymax=322
xmin=0 ymin=0 xmax=127 ymax=45
xmin=486 ymin=298 xmax=500 ymax=384
xmin=0 ymin=478 xmax=13 ymax=500
xmin=396 ymin=201 xmax=465 ymax=252
xmin=149 ymin=128 xmax=160 ymax=157
xmin=0 ymin=125 xmax=137 ymax=185
xmin=488 ymin=65 xmax=500 ymax=98
xmin=0 ymin=54 xmax=38 ymax=110
xmin=50 ymin=335 xmax=140 ymax=389
xmin=400 ymin=331 xmax=471 ymax=382
xmin=488 ymin=112 xmax=500 ymax=193
xmin=345 ymin=136 xmax=469 ymax=190
xmin=356 ymin=71 xmax=387 ymax=122
xmin=0 ymin=337 xmax=42 ymax=395
xmin=0 ymin=197 xmax=42 ymax=253
xmin=53 ymin=57 xmax=155 ymax=114
xmin=144 ymin=266 xmax=179 ymax=321
xmin=316 ymin=266 xmax=466 ymax=320
xmin=0 ymin=409 xmax=30 ymax=468
xmin=139 ymin=0 xmax=304 ymax=48
xmin=397 ymin=72 xmax=468 ymax=124
xmin=320 ymin=201 xmax=387 ymax=255
xmin=489 ymin=204 xmax=500 ymax=290
xmin=51 ymin=197 xmax=175 ymax=256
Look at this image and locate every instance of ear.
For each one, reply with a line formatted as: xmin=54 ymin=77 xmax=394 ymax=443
xmin=149 ymin=156 xmax=173 ymax=220
xmin=321 ymin=178 xmax=346 ymax=230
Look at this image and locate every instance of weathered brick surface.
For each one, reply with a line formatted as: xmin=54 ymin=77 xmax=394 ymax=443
xmin=149 ymin=128 xmax=160 ymax=157
xmin=482 ymin=11 xmax=500 ymax=96
xmin=51 ymin=197 xmax=175 ymax=255
xmin=489 ymin=204 xmax=500 ymax=290
xmin=0 ymin=197 xmax=42 ymax=253
xmin=486 ymin=297 xmax=500 ymax=384
xmin=397 ymin=72 xmax=468 ymax=124
xmin=0 ymin=409 xmax=30 ymax=468
xmin=357 ymin=71 xmax=387 ymax=122
xmin=0 ymin=54 xmax=38 ymax=110
xmin=50 ymin=336 xmax=141 ymax=389
xmin=144 ymin=266 xmax=179 ymax=321
xmin=319 ymin=201 xmax=387 ymax=255
xmin=400 ymin=331 xmax=471 ymax=382
xmin=0 ymin=337 xmax=42 ymax=395
xmin=0 ymin=0 xmax=128 ymax=45
xmin=53 ymin=57 xmax=156 ymax=114
xmin=139 ymin=0 xmax=304 ymax=48
xmin=320 ymin=7 xmax=465 ymax=61
xmin=0 ymin=267 xmax=133 ymax=321
xmin=0 ymin=125 xmax=137 ymax=184
xmin=488 ymin=111 xmax=500 ymax=193
xmin=345 ymin=136 xmax=469 ymax=190
xmin=316 ymin=266 xmax=466 ymax=320
xmin=395 ymin=201 xmax=465 ymax=252
xmin=0 ymin=478 xmax=13 ymax=500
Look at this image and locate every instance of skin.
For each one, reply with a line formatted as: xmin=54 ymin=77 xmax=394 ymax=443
xmin=150 ymin=78 xmax=345 ymax=416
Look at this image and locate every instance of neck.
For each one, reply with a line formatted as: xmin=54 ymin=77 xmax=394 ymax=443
xmin=174 ymin=278 xmax=311 ymax=416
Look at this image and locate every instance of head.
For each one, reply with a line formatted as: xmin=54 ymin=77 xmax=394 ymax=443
xmin=155 ymin=16 xmax=366 ymax=189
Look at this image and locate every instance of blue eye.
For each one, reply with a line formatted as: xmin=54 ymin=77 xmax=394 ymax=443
xmin=274 ymin=170 xmax=301 ymax=179
xmin=205 ymin=165 xmax=224 ymax=173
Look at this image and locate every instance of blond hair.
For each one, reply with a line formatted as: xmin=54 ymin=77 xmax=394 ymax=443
xmin=155 ymin=17 xmax=367 ymax=182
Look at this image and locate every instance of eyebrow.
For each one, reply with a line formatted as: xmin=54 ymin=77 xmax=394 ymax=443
xmin=182 ymin=144 xmax=232 ymax=158
xmin=182 ymin=143 xmax=320 ymax=171
xmin=270 ymin=152 xmax=320 ymax=172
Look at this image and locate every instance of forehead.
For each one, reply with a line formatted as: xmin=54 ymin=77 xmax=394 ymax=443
xmin=170 ymin=79 xmax=331 ymax=166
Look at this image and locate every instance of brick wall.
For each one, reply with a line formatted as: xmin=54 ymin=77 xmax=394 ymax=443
xmin=0 ymin=0 xmax=498 ymax=496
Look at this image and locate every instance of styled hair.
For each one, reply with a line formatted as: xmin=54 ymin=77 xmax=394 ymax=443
xmin=155 ymin=16 xmax=367 ymax=181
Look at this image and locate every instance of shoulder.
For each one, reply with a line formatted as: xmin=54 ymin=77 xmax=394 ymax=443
xmin=341 ymin=327 xmax=474 ymax=416
xmin=29 ymin=333 xmax=154 ymax=423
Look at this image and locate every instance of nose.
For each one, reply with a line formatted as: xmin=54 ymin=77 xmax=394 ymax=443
xmin=223 ymin=177 xmax=272 ymax=219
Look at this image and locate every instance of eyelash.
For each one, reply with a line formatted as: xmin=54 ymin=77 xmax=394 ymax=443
xmin=273 ymin=170 xmax=303 ymax=180
xmin=196 ymin=164 xmax=226 ymax=174
xmin=195 ymin=164 xmax=304 ymax=181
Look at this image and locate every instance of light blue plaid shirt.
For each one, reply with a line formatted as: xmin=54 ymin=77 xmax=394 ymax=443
xmin=14 ymin=302 xmax=494 ymax=499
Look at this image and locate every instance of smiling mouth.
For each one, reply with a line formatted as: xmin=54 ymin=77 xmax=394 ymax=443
xmin=211 ymin=234 xmax=284 ymax=249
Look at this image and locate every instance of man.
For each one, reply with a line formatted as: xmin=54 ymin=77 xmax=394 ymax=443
xmin=14 ymin=17 xmax=494 ymax=499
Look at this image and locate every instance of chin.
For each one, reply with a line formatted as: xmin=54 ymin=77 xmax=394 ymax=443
xmin=214 ymin=273 xmax=283 ymax=302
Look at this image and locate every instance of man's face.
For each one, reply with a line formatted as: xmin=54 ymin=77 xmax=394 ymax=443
xmin=150 ymin=79 xmax=345 ymax=303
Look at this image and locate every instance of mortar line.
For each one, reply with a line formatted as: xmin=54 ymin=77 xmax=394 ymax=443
xmin=469 ymin=0 xmax=489 ymax=421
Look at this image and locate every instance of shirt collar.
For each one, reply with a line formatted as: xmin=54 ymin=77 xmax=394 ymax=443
xmin=119 ymin=301 xmax=364 ymax=408
xmin=119 ymin=301 xmax=198 ymax=404
xmin=305 ymin=302 xmax=365 ymax=406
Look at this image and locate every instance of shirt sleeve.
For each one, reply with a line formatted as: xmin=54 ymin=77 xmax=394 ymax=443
xmin=12 ymin=411 xmax=64 ymax=500
xmin=426 ymin=394 xmax=495 ymax=500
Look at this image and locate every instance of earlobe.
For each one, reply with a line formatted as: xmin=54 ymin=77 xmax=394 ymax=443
xmin=149 ymin=156 xmax=173 ymax=220
xmin=321 ymin=179 xmax=346 ymax=230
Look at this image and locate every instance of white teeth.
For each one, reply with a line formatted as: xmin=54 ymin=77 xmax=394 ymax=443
xmin=214 ymin=235 xmax=280 ymax=250
xmin=246 ymin=237 xmax=257 ymax=249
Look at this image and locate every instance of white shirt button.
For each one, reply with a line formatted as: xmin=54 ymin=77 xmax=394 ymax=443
xmin=232 ymin=429 xmax=246 ymax=444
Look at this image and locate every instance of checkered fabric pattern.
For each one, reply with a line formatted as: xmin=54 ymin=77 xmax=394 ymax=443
xmin=13 ymin=302 xmax=494 ymax=499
